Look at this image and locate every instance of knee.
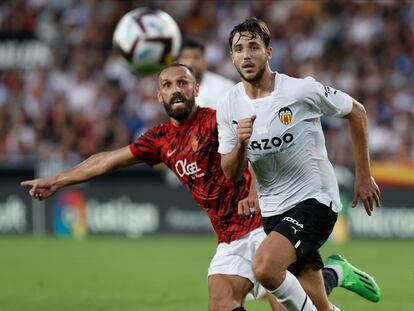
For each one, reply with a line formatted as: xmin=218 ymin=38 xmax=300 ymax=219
xmin=252 ymin=260 xmax=272 ymax=286
xmin=208 ymin=295 xmax=233 ymax=311
xmin=253 ymin=257 xmax=284 ymax=290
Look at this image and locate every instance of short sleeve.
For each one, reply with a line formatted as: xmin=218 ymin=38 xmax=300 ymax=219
xmin=129 ymin=129 xmax=162 ymax=166
xmin=216 ymin=96 xmax=237 ymax=154
xmin=303 ymin=77 xmax=353 ymax=118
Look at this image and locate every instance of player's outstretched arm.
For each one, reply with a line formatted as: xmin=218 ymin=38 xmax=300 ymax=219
xmin=21 ymin=146 xmax=141 ymax=200
xmin=344 ymin=99 xmax=380 ymax=215
xmin=221 ymin=115 xmax=255 ymax=182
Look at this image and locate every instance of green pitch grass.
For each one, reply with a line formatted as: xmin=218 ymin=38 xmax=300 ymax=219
xmin=0 ymin=235 xmax=412 ymax=311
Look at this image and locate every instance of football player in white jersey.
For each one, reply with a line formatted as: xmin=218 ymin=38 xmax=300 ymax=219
xmin=177 ymin=38 xmax=235 ymax=109
xmin=217 ymin=18 xmax=380 ymax=311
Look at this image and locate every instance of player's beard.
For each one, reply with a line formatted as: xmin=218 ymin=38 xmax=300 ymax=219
xmin=237 ymin=61 xmax=267 ymax=84
xmin=163 ymin=92 xmax=196 ymax=123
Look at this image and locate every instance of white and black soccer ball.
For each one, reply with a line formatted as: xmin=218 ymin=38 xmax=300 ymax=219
xmin=112 ymin=8 xmax=182 ymax=75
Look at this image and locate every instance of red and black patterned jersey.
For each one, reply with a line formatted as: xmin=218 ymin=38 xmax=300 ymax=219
xmin=129 ymin=107 xmax=262 ymax=243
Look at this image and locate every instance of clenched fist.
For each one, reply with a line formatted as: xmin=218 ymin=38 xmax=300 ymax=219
xmin=237 ymin=115 xmax=256 ymax=148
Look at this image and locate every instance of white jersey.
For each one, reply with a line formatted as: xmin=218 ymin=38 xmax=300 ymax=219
xmin=196 ymin=71 xmax=235 ymax=109
xmin=217 ymin=73 xmax=353 ymax=217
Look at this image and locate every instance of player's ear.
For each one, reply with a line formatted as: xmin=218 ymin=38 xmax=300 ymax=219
xmin=266 ymin=46 xmax=272 ymax=60
xmin=156 ymin=90 xmax=163 ymax=103
xmin=194 ymin=82 xmax=200 ymax=97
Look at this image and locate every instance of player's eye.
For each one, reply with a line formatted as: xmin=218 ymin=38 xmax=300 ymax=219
xmin=233 ymin=46 xmax=242 ymax=53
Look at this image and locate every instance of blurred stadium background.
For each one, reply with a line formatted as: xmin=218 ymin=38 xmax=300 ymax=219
xmin=0 ymin=0 xmax=413 ymax=310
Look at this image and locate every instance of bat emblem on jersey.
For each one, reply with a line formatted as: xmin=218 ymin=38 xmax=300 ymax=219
xmin=191 ymin=136 xmax=199 ymax=152
xmin=278 ymin=107 xmax=293 ymax=125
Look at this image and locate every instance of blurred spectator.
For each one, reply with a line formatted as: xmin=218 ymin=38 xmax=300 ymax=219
xmin=0 ymin=0 xmax=413 ymax=169
xmin=177 ymin=38 xmax=234 ymax=109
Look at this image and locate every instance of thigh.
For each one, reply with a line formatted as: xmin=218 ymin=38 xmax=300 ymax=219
xmin=263 ymin=199 xmax=337 ymax=261
xmin=208 ymin=228 xmax=264 ymax=285
xmin=254 ymin=231 xmax=296 ymax=271
xmin=208 ymin=274 xmax=253 ymax=306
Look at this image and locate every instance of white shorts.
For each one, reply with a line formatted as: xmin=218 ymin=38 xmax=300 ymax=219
xmin=208 ymin=227 xmax=266 ymax=297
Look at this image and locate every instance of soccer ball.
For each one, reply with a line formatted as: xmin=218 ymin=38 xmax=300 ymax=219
xmin=112 ymin=8 xmax=182 ymax=75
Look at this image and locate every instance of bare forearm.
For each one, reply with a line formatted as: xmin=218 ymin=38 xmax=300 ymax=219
xmin=21 ymin=146 xmax=140 ymax=200
xmin=345 ymin=100 xmax=381 ymax=214
xmin=220 ymin=115 xmax=255 ymax=182
xmin=248 ymin=166 xmax=257 ymax=196
xmin=53 ymin=152 xmax=111 ymax=187
xmin=221 ymin=143 xmax=248 ymax=181
xmin=54 ymin=148 xmax=138 ymax=189
xmin=346 ymin=101 xmax=371 ymax=177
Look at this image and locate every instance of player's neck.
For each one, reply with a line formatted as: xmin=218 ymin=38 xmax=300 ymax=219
xmin=170 ymin=105 xmax=198 ymax=127
xmin=242 ymin=69 xmax=276 ymax=100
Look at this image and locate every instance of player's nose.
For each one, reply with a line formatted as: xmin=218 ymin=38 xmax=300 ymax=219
xmin=172 ymin=83 xmax=184 ymax=93
xmin=242 ymin=49 xmax=252 ymax=59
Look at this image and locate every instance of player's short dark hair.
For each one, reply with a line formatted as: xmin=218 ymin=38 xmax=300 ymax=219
xmin=229 ymin=18 xmax=271 ymax=49
xmin=179 ymin=38 xmax=205 ymax=56
xmin=159 ymin=63 xmax=196 ymax=81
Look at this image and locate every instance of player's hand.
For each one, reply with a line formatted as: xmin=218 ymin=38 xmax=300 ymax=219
xmin=237 ymin=115 xmax=256 ymax=148
xmin=238 ymin=192 xmax=260 ymax=217
xmin=20 ymin=177 xmax=59 ymax=200
xmin=352 ymin=175 xmax=380 ymax=216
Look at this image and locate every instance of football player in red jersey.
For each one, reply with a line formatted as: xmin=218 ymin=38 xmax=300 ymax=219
xmin=21 ymin=64 xmax=271 ymax=311
xmin=21 ymin=64 xmax=377 ymax=311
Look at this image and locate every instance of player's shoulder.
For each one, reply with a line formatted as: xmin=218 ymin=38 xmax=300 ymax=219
xmin=196 ymin=107 xmax=218 ymax=134
xmin=198 ymin=106 xmax=216 ymax=118
xmin=221 ymin=81 xmax=243 ymax=100
xmin=216 ymin=82 xmax=243 ymax=111
xmin=145 ymin=120 xmax=172 ymax=138
xmin=279 ymin=73 xmax=316 ymax=88
xmin=279 ymin=73 xmax=318 ymax=97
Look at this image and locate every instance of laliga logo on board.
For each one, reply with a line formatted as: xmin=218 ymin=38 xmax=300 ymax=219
xmin=278 ymin=107 xmax=293 ymax=125
xmin=53 ymin=190 xmax=87 ymax=239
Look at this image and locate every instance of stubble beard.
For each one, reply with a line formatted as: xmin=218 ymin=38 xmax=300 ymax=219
xmin=163 ymin=94 xmax=196 ymax=123
xmin=237 ymin=61 xmax=267 ymax=84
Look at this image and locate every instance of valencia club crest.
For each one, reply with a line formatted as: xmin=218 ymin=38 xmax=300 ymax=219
xmin=278 ymin=107 xmax=293 ymax=125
